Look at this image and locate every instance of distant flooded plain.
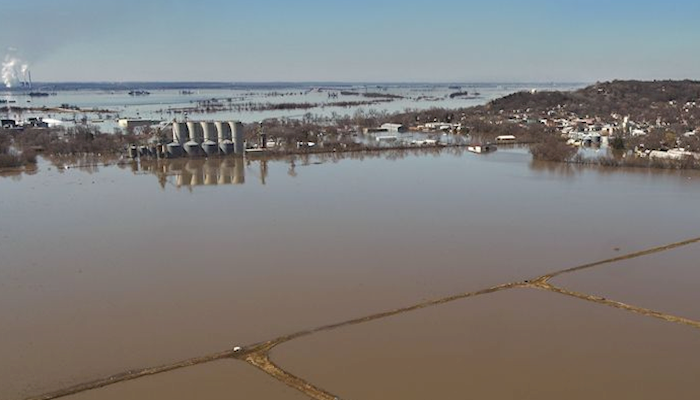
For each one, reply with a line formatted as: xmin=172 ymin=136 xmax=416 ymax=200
xmin=1 ymin=148 xmax=700 ymax=400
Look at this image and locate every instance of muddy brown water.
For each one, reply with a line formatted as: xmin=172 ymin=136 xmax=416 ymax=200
xmin=551 ymin=243 xmax=700 ymax=321
xmin=1 ymin=149 xmax=700 ymax=399
xmin=273 ymin=289 xmax=700 ymax=400
xmin=62 ymin=360 xmax=307 ymax=400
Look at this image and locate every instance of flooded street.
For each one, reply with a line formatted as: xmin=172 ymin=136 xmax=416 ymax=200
xmin=2 ymin=148 xmax=700 ymax=400
xmin=552 ymin=243 xmax=700 ymax=321
xmin=273 ymin=289 xmax=700 ymax=400
xmin=64 ymin=361 xmax=307 ymax=400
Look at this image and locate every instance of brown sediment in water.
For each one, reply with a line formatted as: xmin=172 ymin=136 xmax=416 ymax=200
xmin=26 ymin=235 xmax=700 ymax=400
xmin=528 ymin=281 xmax=700 ymax=330
xmin=244 ymin=351 xmax=337 ymax=400
xmin=62 ymin=360 xmax=308 ymax=400
xmin=549 ymin=244 xmax=700 ymax=321
xmin=271 ymin=288 xmax=700 ymax=400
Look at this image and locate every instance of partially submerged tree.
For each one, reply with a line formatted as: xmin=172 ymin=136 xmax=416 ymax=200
xmin=530 ymin=135 xmax=577 ymax=162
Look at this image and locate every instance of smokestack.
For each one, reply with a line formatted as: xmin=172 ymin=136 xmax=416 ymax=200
xmin=27 ymin=70 xmax=32 ymax=90
xmin=20 ymin=65 xmax=29 ymax=88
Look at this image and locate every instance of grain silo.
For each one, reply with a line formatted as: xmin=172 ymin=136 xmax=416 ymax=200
xmin=183 ymin=121 xmax=204 ymax=156
xmin=173 ymin=122 xmax=189 ymax=144
xmin=229 ymin=121 xmax=245 ymax=156
xmin=202 ymin=140 xmax=219 ymax=157
xmin=201 ymin=122 xmax=218 ymax=143
xmin=216 ymin=121 xmax=234 ymax=155
xmin=215 ymin=121 xmax=232 ymax=142
xmin=201 ymin=121 xmax=219 ymax=156
xmin=183 ymin=141 xmax=201 ymax=156
xmin=166 ymin=142 xmax=183 ymax=158
xmin=187 ymin=122 xmax=203 ymax=144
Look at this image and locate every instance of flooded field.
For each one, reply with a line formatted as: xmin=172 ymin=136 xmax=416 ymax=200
xmin=63 ymin=361 xmax=307 ymax=400
xmin=551 ymin=243 xmax=700 ymax=321
xmin=273 ymin=289 xmax=700 ymax=400
xmin=1 ymin=147 xmax=700 ymax=399
xmin=1 ymin=82 xmax=584 ymax=130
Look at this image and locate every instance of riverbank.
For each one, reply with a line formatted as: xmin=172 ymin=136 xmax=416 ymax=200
xmin=2 ymin=80 xmax=699 ymax=173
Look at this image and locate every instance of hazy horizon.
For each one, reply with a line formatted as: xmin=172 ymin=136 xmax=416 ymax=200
xmin=2 ymin=0 xmax=699 ymax=85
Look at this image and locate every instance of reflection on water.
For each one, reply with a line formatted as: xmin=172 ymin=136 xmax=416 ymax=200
xmin=529 ymin=158 xmax=700 ymax=181
xmin=4 ymin=146 xmax=700 ymax=188
xmin=132 ymin=147 xmax=468 ymax=189
xmin=529 ymin=160 xmax=583 ymax=177
xmin=138 ymin=158 xmax=247 ymax=189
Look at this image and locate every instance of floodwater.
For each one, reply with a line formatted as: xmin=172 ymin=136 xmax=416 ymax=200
xmin=273 ymin=289 xmax=700 ymax=400
xmin=64 ymin=361 xmax=307 ymax=400
xmin=1 ymin=148 xmax=700 ymax=399
xmin=551 ymin=243 xmax=700 ymax=321
xmin=1 ymin=82 xmax=584 ymax=130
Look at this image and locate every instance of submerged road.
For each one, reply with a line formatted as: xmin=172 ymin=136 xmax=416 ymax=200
xmin=26 ymin=235 xmax=700 ymax=400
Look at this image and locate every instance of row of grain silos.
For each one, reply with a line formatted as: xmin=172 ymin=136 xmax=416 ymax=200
xmin=168 ymin=121 xmax=244 ymax=158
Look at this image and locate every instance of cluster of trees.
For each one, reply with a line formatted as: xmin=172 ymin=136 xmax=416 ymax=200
xmin=0 ymin=126 xmax=141 ymax=168
xmin=0 ymin=131 xmax=38 ymax=168
xmin=340 ymin=91 xmax=404 ymax=99
xmin=11 ymin=126 xmax=136 ymax=155
xmin=530 ymin=135 xmax=577 ymax=162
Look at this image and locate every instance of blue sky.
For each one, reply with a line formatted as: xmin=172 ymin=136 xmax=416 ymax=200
xmin=1 ymin=0 xmax=699 ymax=82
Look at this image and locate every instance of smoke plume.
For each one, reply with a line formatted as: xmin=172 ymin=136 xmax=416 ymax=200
xmin=2 ymin=54 xmax=30 ymax=88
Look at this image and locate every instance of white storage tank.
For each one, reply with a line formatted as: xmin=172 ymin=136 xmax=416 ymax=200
xmin=229 ymin=121 xmax=245 ymax=156
xmin=173 ymin=122 xmax=189 ymax=144
xmin=202 ymin=140 xmax=219 ymax=157
xmin=216 ymin=121 xmax=234 ymax=154
xmin=187 ymin=121 xmax=203 ymax=144
xmin=201 ymin=122 xmax=218 ymax=143
xmin=183 ymin=141 xmax=202 ymax=157
xmin=215 ymin=121 xmax=232 ymax=142
xmin=219 ymin=141 xmax=234 ymax=155
xmin=167 ymin=142 xmax=183 ymax=158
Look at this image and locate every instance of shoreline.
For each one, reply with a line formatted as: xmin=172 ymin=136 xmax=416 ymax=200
xmin=4 ymin=142 xmax=700 ymax=179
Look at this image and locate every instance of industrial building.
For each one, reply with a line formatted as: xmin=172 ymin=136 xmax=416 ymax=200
xmin=160 ymin=120 xmax=245 ymax=159
xmin=380 ymin=123 xmax=407 ymax=133
xmin=117 ymin=119 xmax=160 ymax=130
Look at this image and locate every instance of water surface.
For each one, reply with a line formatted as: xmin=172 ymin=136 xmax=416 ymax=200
xmin=1 ymin=149 xmax=699 ymax=399
xmin=273 ymin=289 xmax=700 ymax=400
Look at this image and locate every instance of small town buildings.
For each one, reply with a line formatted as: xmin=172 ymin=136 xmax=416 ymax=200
xmin=1 ymin=119 xmax=17 ymax=128
xmin=117 ymin=119 xmax=159 ymax=130
xmin=648 ymin=148 xmax=700 ymax=160
xmin=424 ymin=122 xmax=458 ymax=131
xmin=496 ymin=135 xmax=516 ymax=142
xmin=380 ymin=123 xmax=407 ymax=133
